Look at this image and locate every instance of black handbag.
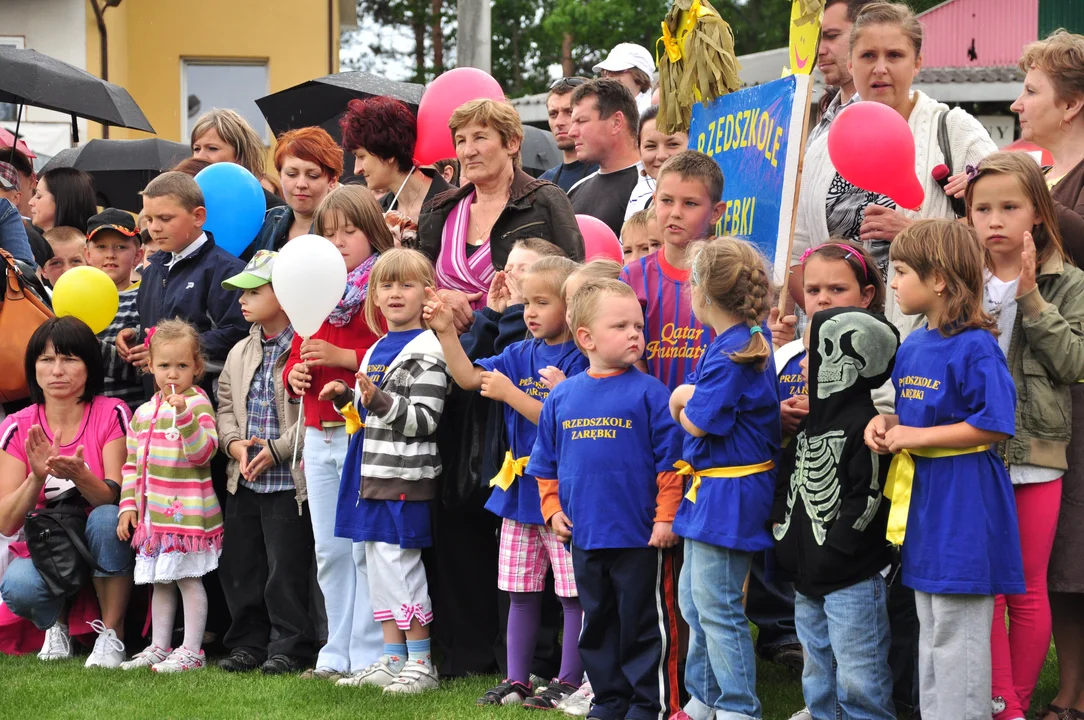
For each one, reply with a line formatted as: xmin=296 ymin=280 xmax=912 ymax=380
xmin=24 ymin=504 xmax=104 ymax=598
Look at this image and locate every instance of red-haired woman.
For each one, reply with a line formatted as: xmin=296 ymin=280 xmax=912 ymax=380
xmin=246 ymin=127 xmax=344 ymax=260
xmin=340 ymin=97 xmax=451 ymax=226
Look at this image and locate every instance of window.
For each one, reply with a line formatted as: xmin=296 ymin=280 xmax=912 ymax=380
xmin=0 ymin=36 xmax=25 ymax=122
xmin=181 ymin=60 xmax=270 ymax=143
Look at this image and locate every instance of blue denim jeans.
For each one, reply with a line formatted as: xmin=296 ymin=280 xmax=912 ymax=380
xmin=0 ymin=505 xmax=134 ymax=629
xmin=679 ymin=539 xmax=760 ymax=720
xmin=795 ymin=574 xmax=895 ymax=720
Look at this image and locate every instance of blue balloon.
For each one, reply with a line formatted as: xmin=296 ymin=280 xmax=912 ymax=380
xmin=194 ymin=163 xmax=265 ymax=258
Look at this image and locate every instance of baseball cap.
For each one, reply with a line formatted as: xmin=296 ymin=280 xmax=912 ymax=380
xmin=86 ymin=208 xmax=139 ymax=242
xmin=222 ymin=249 xmax=276 ymax=290
xmin=592 ymin=43 xmax=655 ymax=78
xmin=0 ymin=161 xmax=19 ymax=191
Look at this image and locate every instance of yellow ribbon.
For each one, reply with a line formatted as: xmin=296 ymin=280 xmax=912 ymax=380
xmin=884 ymin=445 xmax=989 ymax=545
xmin=675 ymin=459 xmax=776 ymax=503
xmin=490 ymin=451 xmax=530 ymax=491
xmin=340 ymin=402 xmax=363 ymax=436
xmin=658 ymin=0 xmax=714 ymax=64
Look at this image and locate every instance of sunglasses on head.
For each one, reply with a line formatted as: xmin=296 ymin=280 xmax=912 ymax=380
xmin=549 ymin=76 xmax=589 ymax=92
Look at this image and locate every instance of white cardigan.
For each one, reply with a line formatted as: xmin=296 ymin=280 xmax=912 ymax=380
xmin=792 ymin=90 xmax=997 ymax=337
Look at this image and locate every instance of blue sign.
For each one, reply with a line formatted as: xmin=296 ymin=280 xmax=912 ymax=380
xmin=689 ymin=75 xmax=810 ymax=282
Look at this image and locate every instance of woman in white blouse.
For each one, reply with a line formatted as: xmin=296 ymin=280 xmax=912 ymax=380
xmin=790 ymin=1 xmax=997 ymax=336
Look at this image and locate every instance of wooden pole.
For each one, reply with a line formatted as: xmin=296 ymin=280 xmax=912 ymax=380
xmin=777 ymin=76 xmax=815 ymax=313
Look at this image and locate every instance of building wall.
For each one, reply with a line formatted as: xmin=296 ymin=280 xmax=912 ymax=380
xmin=0 ymin=0 xmax=88 ymax=152
xmin=919 ymin=0 xmax=1039 ymax=68
xmin=87 ymin=0 xmax=340 ymax=151
xmin=1039 ymin=0 xmax=1084 ymax=36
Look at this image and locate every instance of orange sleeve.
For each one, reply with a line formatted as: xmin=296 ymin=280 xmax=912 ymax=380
xmin=654 ymin=471 xmax=683 ymax=522
xmin=537 ymin=479 xmax=563 ymax=523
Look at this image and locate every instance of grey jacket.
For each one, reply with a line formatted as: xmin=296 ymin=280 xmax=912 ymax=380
xmin=1000 ymin=254 xmax=1084 ymax=469
xmin=217 ymin=324 xmax=307 ymax=510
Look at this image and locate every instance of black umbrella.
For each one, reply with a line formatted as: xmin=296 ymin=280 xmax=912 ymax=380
xmin=40 ymin=138 xmax=190 ymax=212
xmin=256 ymin=71 xmax=425 ymax=138
xmin=0 ymin=47 xmax=154 ymax=144
xmin=520 ymin=125 xmax=561 ymax=177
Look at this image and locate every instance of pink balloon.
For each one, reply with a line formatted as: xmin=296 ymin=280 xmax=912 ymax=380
xmin=577 ymin=214 xmax=623 ymax=263
xmin=415 ymin=68 xmax=505 ymax=165
xmin=827 ymin=102 xmax=924 ymax=210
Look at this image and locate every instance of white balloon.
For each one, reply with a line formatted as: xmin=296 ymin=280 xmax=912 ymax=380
xmin=271 ymin=235 xmax=348 ymax=337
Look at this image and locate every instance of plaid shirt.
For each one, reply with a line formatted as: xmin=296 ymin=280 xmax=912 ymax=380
xmin=244 ymin=326 xmax=296 ymax=493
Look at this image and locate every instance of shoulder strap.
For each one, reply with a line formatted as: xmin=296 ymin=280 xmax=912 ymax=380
xmin=937 ymin=110 xmax=953 ymax=173
xmin=37 ymin=507 xmax=107 ymax=574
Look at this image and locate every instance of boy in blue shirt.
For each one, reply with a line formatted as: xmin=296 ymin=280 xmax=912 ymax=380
xmin=528 ymin=278 xmax=684 ymax=720
xmin=116 ymin=171 xmax=249 ymax=399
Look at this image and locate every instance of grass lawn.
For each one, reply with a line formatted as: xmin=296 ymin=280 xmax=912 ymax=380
xmin=0 ymin=645 xmax=1062 ymax=720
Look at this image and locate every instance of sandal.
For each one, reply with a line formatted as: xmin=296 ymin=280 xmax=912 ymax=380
xmin=1044 ymin=704 xmax=1069 ymax=720
xmin=1066 ymin=709 xmax=1084 ymax=720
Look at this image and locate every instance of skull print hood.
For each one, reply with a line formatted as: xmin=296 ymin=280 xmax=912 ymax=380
xmin=807 ymin=307 xmax=899 ymax=434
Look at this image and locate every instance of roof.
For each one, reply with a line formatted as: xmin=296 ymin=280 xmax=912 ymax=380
xmin=916 ymin=0 xmax=1038 ymax=69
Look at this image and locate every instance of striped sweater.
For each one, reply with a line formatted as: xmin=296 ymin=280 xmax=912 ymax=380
xmin=119 ymin=386 xmax=223 ymax=551
xmin=337 ymin=330 xmax=449 ymax=501
xmin=98 ymin=285 xmax=144 ymax=412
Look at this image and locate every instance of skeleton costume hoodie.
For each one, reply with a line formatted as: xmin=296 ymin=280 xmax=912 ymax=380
xmin=771 ymin=308 xmax=899 ymax=597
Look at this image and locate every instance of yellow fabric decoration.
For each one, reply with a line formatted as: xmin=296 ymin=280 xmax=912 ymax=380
xmin=490 ymin=451 xmax=530 ymax=491
xmin=884 ymin=445 xmax=990 ymax=545
xmin=340 ymin=402 xmax=363 ymax=436
xmin=656 ymin=0 xmax=742 ymax=135
xmin=675 ymin=459 xmax=776 ymax=503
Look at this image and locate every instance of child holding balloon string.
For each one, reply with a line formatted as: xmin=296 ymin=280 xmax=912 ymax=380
xmin=283 ymin=184 xmax=394 ymax=681
xmin=320 ymin=248 xmax=450 ymax=694
xmin=116 ymin=319 xmax=221 ymax=673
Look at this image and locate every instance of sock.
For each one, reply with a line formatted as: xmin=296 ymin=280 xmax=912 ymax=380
xmin=383 ymin=642 xmax=407 ymax=672
xmin=406 ymin=637 xmax=432 ymax=667
xmin=557 ymin=596 xmax=585 ymax=686
xmin=507 ymin=591 xmax=543 ymax=685
xmin=176 ymin=577 xmax=208 ymax=654
xmin=151 ymin=582 xmax=178 ymax=650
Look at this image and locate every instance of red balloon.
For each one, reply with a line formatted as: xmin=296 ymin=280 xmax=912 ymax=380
xmin=415 ymin=68 xmax=505 ymax=165
xmin=577 ymin=214 xmax=623 ymax=263
xmin=827 ymin=102 xmax=924 ymax=210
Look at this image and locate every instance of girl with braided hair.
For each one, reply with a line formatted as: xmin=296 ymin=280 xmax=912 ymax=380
xmin=668 ymin=237 xmax=781 ymax=720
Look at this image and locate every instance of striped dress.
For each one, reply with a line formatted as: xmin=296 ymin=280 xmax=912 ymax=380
xmin=119 ymin=386 xmax=222 ymax=584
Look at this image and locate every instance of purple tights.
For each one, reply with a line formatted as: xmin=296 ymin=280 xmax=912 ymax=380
xmin=507 ymin=591 xmax=584 ymax=686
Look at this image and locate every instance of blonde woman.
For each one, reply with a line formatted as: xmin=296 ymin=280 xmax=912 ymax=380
xmin=189 ymin=109 xmax=283 ymax=210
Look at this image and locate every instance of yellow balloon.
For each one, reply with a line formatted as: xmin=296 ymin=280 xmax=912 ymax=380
xmin=52 ymin=266 xmax=119 ymax=335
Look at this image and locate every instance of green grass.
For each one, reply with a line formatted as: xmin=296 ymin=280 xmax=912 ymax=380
xmin=0 ymin=646 xmax=1059 ymax=719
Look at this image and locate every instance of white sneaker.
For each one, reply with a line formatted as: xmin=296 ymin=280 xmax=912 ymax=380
xmin=788 ymin=709 xmax=813 ymax=720
xmin=336 ymin=659 xmax=402 ymax=687
xmin=557 ymin=681 xmax=593 ymax=716
xmin=382 ymin=660 xmax=439 ymax=694
xmin=37 ymin=623 xmax=72 ymax=661
xmin=152 ymin=647 xmax=205 ymax=673
xmin=120 ymin=644 xmax=171 ymax=670
xmin=84 ymin=620 xmax=126 ymax=668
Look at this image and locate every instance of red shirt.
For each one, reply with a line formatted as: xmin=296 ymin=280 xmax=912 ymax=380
xmin=283 ymin=312 xmax=381 ymax=429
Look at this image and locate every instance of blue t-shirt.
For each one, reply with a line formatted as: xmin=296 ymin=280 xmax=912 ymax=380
xmin=672 ymin=326 xmax=781 ymax=551
xmin=893 ymin=326 xmax=1024 ymax=595
xmin=778 ymin=352 xmax=807 ymax=400
xmin=527 ymin=368 xmax=684 ymax=550
xmin=476 ymin=338 xmax=589 ymax=525
xmin=335 ymin=329 xmax=432 ymax=547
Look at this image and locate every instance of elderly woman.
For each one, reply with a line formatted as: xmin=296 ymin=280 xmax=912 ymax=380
xmin=417 ymin=99 xmax=583 ymax=323
xmin=246 ymin=127 xmax=343 ymax=259
xmin=189 ymin=109 xmax=284 ymax=210
xmin=28 ymin=168 xmax=97 ymax=234
xmin=0 ymin=318 xmax=132 ymax=665
xmin=1013 ymin=30 xmax=1084 ymax=720
xmin=791 ymin=1 xmax=996 ymax=336
xmin=340 ymin=96 xmax=451 ymax=224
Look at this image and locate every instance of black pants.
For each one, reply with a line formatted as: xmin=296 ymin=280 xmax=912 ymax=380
xmin=220 ymin=485 xmax=315 ymax=661
xmin=572 ymin=545 xmax=681 ymax=720
xmin=887 ymin=569 xmax=921 ymax=716
xmin=746 ymin=550 xmax=800 ymax=658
